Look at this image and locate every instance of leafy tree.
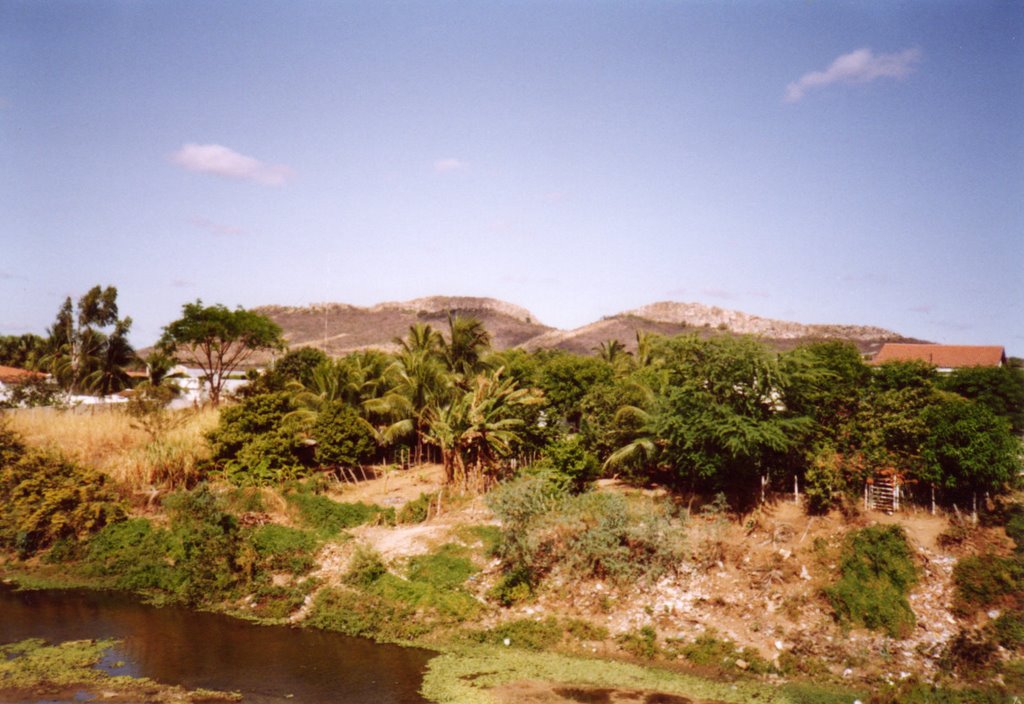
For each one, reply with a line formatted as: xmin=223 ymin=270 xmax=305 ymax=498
xmin=537 ymin=352 xmax=614 ymax=432
xmin=158 ymin=300 xmax=284 ymax=406
xmin=0 ymin=334 xmax=48 ymax=370
xmin=920 ymin=398 xmax=1021 ymax=503
xmin=938 ymin=365 xmax=1024 ymax=434
xmin=653 ymin=336 xmax=811 ymax=494
xmin=273 ymin=347 xmax=329 ymax=388
xmin=871 ymin=360 xmax=936 ymax=392
xmin=781 ymin=341 xmax=869 ymax=446
xmin=313 ymin=401 xmax=377 ymax=467
xmin=41 ymin=285 xmax=136 ymax=396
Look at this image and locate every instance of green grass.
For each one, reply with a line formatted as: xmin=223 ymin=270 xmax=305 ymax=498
xmin=419 ymin=644 xmax=859 ymax=704
xmin=286 ymin=493 xmax=394 ymax=537
xmin=249 ymin=524 xmax=318 ymax=574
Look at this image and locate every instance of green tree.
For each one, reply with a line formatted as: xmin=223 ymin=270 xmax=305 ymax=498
xmin=652 ymin=336 xmax=811 ymax=495
xmin=424 ymin=368 xmax=543 ymax=490
xmin=441 ymin=313 xmax=491 ymax=381
xmin=0 ymin=334 xmax=48 ymax=370
xmin=537 ymin=352 xmax=614 ymax=432
xmin=158 ymin=301 xmax=284 ymax=406
xmin=42 ymin=286 xmax=136 ymax=396
xmin=937 ymin=365 xmax=1024 ymax=434
xmin=920 ymin=398 xmax=1021 ymax=504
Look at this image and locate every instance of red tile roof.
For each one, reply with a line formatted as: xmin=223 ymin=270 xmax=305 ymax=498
xmin=871 ymin=344 xmax=1006 ymax=368
xmin=0 ymin=365 xmax=47 ymax=383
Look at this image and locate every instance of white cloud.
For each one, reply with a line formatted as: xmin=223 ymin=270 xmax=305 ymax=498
xmin=785 ymin=47 xmax=922 ymax=103
xmin=434 ymin=158 xmax=467 ymax=173
xmin=171 ymin=143 xmax=293 ymax=185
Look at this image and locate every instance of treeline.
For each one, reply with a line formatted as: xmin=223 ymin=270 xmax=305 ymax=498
xmin=211 ymin=317 xmax=1024 ymax=511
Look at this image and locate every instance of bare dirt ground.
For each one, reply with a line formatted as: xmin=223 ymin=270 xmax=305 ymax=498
xmin=296 ymin=465 xmax=1006 ymax=683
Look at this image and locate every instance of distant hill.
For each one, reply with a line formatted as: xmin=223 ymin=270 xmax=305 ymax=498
xmin=251 ymin=296 xmax=923 ymax=360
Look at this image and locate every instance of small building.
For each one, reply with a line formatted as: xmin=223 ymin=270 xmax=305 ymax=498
xmin=870 ymin=344 xmax=1006 ymax=372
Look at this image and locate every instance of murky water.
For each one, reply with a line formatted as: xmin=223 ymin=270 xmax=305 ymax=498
xmin=0 ymin=584 xmax=432 ymax=703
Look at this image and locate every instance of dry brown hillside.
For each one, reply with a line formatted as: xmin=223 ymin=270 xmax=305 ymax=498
xmin=248 ymin=296 xmax=923 ymax=359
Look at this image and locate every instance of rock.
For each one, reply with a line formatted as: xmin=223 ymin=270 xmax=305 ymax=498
xmin=988 ymin=609 xmax=1001 ymax=619
xmin=735 ymin=659 xmax=749 ymax=670
xmin=800 ymin=565 xmax=811 ymax=580
xmin=774 ymin=640 xmax=785 ymax=651
xmin=843 ymin=668 xmax=853 ymax=678
xmin=779 ymin=549 xmax=792 ymax=559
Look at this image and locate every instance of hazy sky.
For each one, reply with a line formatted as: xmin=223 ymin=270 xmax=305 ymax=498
xmin=2 ymin=1 xmax=1022 ymax=354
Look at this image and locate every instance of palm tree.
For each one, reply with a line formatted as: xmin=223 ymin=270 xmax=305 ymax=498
xmin=441 ymin=313 xmax=491 ymax=382
xmin=424 ymin=368 xmax=542 ymax=491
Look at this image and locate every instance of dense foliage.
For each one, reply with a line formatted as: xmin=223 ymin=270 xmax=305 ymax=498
xmin=824 ymin=525 xmax=918 ymax=637
xmin=0 ymin=425 xmax=124 ymax=557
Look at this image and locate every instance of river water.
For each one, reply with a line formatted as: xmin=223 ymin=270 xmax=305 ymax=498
xmin=0 ymin=584 xmax=432 ymax=703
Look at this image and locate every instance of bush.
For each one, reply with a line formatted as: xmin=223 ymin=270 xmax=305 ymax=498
xmin=992 ymin=609 xmax=1024 ymax=651
xmin=673 ymin=630 xmax=770 ymax=674
xmin=163 ymin=486 xmax=245 ymax=605
xmin=287 ymin=492 xmax=394 ymax=537
xmin=406 ymin=544 xmax=476 ymax=589
xmin=824 ymin=525 xmax=918 ymax=638
xmin=483 ymin=617 xmax=563 ymax=651
xmin=207 ymin=393 xmax=310 ymax=483
xmin=487 ymin=475 xmax=686 ymax=591
xmin=312 ymin=402 xmax=376 ymax=467
xmin=952 ymin=554 xmax=1024 ymax=614
xmin=397 ymin=492 xmax=433 ymax=524
xmin=308 ymin=586 xmax=426 ymax=641
xmin=84 ymin=518 xmax=182 ymax=592
xmin=804 ymin=447 xmax=845 ymax=514
xmin=540 ymin=435 xmax=600 ymax=493
xmin=249 ymin=524 xmax=318 ymax=574
xmin=617 ymin=625 xmax=659 ymax=659
xmin=0 ymin=426 xmax=125 ymax=557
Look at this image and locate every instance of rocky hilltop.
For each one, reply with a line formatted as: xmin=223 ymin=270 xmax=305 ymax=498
xmin=252 ymin=296 xmax=921 ymax=358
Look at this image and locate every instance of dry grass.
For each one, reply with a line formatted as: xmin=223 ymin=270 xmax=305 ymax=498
xmin=5 ymin=406 xmax=219 ymax=490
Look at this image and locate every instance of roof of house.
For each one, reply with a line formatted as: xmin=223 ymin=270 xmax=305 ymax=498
xmin=871 ymin=344 xmax=1006 ymax=368
xmin=0 ymin=365 xmax=47 ymax=383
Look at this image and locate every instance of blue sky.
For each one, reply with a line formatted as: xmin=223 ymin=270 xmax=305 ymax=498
xmin=2 ymin=1 xmax=1022 ymax=354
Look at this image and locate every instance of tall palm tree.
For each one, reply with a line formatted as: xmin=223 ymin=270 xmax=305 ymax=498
xmin=424 ymin=368 xmax=542 ymax=491
xmin=441 ymin=313 xmax=491 ymax=382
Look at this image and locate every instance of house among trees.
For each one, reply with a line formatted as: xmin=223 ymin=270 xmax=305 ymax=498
xmin=871 ymin=343 xmax=1007 ymax=372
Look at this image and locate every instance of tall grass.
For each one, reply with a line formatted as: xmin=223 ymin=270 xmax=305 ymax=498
xmin=5 ymin=406 xmax=219 ymax=490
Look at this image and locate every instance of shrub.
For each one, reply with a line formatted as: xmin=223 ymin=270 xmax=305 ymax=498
xmin=406 ymin=544 xmax=476 ymax=589
xmin=163 ymin=486 xmax=246 ymax=605
xmin=483 ymin=617 xmax=563 ymax=651
xmin=1005 ymin=502 xmax=1024 ymax=554
xmin=540 ymin=435 xmax=600 ymax=493
xmin=207 ymin=393 xmax=310 ymax=483
xmin=308 ymin=586 xmax=426 ymax=641
xmin=249 ymin=524 xmax=318 ymax=574
xmin=617 ymin=625 xmax=659 ymax=659
xmin=397 ymin=492 xmax=433 ymax=524
xmin=312 ymin=402 xmax=376 ymax=467
xmin=952 ymin=553 xmax=1024 ymax=614
xmin=344 ymin=545 xmax=388 ymax=588
xmin=488 ymin=568 xmax=533 ymax=606
xmin=287 ymin=492 xmax=394 ymax=537
xmin=84 ymin=518 xmax=182 ymax=592
xmin=0 ymin=426 xmax=125 ymax=557
xmin=804 ymin=447 xmax=845 ymax=514
xmin=824 ymin=525 xmax=918 ymax=638
xmin=563 ymin=618 xmax=609 ymax=642
xmin=993 ymin=609 xmax=1024 ymax=651
xmin=488 ymin=475 xmax=686 ymax=591
xmin=674 ymin=630 xmax=770 ymax=674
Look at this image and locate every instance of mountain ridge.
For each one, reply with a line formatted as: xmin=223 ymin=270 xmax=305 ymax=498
xmin=250 ymin=296 xmax=923 ymax=358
